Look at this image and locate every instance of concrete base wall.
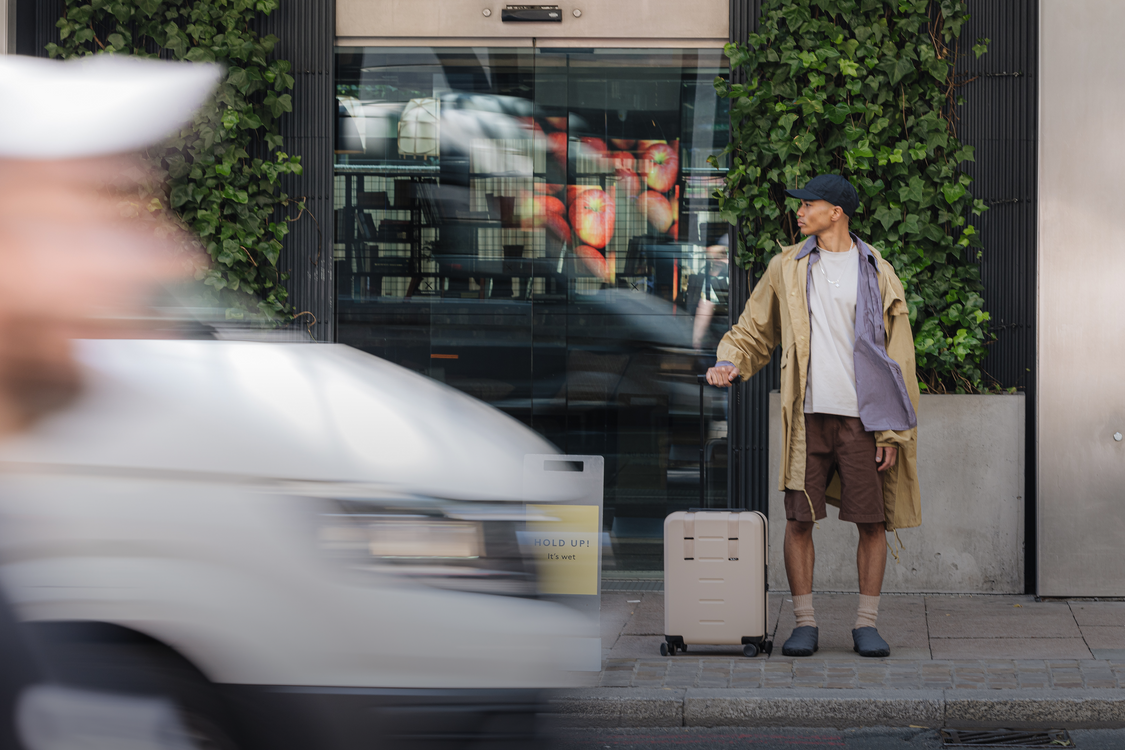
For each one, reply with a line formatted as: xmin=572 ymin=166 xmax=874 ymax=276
xmin=768 ymin=393 xmax=1025 ymax=594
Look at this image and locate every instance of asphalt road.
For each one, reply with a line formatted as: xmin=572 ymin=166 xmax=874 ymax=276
xmin=554 ymin=726 xmax=1125 ymax=750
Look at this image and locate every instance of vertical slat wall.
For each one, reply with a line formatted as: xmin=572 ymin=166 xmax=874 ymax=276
xmin=727 ymin=0 xmax=780 ymax=515
xmin=957 ymin=0 xmax=1039 ymax=592
xmin=259 ymin=1 xmax=335 ymax=342
xmin=14 ymin=0 xmax=62 ymax=56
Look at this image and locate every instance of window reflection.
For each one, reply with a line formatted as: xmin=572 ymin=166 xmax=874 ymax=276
xmin=334 ymin=47 xmax=730 ymax=572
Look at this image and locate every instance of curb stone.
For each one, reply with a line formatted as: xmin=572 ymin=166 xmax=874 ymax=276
xmin=683 ymin=688 xmax=944 ymax=727
xmin=550 ymin=688 xmax=685 ymax=727
xmin=551 ymin=688 xmax=1125 ymax=729
xmin=944 ymin=689 xmax=1125 ymax=728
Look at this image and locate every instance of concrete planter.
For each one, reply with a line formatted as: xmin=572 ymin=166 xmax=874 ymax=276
xmin=768 ymin=393 xmax=1025 ymax=593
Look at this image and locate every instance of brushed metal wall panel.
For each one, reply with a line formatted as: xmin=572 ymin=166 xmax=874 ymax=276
xmin=1038 ymin=0 xmax=1125 ymax=596
xmin=336 ymin=36 xmax=534 ymax=47
xmin=336 ymin=36 xmax=725 ymax=48
xmin=337 ymin=0 xmax=728 ymax=43
xmin=2 ymin=0 xmax=10 ymax=54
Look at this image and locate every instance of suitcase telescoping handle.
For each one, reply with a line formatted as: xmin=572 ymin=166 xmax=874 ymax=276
xmin=698 ymin=373 xmax=736 ymax=510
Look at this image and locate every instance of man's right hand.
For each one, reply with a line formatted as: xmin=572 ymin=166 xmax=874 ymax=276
xmin=706 ymin=363 xmax=741 ymax=387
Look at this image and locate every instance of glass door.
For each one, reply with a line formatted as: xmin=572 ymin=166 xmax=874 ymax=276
xmin=334 ymin=46 xmax=730 ymax=573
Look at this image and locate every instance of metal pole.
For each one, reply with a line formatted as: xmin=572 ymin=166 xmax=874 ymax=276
xmin=698 ymin=374 xmax=706 ymax=508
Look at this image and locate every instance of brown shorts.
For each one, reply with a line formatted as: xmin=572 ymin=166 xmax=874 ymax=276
xmin=784 ymin=413 xmax=885 ymax=525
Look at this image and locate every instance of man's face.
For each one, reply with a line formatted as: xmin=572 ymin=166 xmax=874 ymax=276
xmin=0 ymin=156 xmax=192 ymax=434
xmin=795 ymin=199 xmax=842 ymax=236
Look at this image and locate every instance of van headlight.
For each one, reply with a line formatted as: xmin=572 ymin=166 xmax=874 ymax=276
xmin=333 ymin=516 xmax=483 ymax=560
xmin=317 ymin=498 xmax=538 ymax=597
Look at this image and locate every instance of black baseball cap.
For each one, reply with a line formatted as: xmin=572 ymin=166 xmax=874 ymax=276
xmin=785 ymin=174 xmax=860 ymax=217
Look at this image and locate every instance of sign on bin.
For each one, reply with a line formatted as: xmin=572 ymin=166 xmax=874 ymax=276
xmin=522 ymin=455 xmax=604 ymax=672
xmin=521 ymin=454 xmax=604 ymax=603
xmin=523 ymin=504 xmax=599 ymax=595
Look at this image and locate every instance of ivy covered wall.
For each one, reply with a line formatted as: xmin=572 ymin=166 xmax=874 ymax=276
xmin=715 ymin=0 xmax=994 ymax=393
xmin=49 ymin=0 xmax=305 ymax=322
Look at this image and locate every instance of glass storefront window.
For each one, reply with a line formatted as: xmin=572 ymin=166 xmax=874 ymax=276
xmin=334 ymin=47 xmax=730 ymax=573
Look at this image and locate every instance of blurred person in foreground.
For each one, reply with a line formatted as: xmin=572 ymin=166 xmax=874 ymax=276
xmin=0 ymin=53 xmax=219 ymax=749
xmin=705 ymin=175 xmax=920 ymax=660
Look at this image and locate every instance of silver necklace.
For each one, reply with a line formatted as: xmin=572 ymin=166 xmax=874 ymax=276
xmin=817 ymin=244 xmax=855 ymax=288
xmin=819 ymin=261 xmax=842 ymax=288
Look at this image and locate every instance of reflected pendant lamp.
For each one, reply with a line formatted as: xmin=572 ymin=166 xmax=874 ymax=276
xmin=397 ymin=98 xmax=440 ymax=157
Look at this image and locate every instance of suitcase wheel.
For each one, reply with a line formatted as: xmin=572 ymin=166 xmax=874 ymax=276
xmin=662 ymin=637 xmax=686 ymax=656
xmin=742 ymin=643 xmax=759 ymax=658
xmin=762 ymin=640 xmax=773 ymax=656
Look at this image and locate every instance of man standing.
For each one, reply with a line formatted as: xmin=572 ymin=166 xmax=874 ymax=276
xmin=706 ymin=174 xmax=920 ymax=658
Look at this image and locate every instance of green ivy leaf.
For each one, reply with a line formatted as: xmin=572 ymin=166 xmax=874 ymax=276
xmin=873 ymin=204 xmax=901 ymax=231
xmin=942 ymin=182 xmax=967 ymax=204
xmin=228 ymin=67 xmax=251 ymax=93
xmin=184 ymin=46 xmax=216 ymax=63
xmin=170 ymin=183 xmax=192 ymax=209
xmin=899 ymin=176 xmax=926 ymax=204
xmin=889 ymin=55 xmax=915 ymax=85
xmin=223 ymin=186 xmax=249 ymax=204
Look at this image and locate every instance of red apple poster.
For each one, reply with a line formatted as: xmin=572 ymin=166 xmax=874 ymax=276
xmin=530 ymin=117 xmax=681 ymax=287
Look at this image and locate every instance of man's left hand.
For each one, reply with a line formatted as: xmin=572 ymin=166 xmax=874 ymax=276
xmin=875 ymin=445 xmax=897 ymax=472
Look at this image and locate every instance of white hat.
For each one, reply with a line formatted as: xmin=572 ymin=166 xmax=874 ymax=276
xmin=0 ymin=55 xmax=222 ymax=160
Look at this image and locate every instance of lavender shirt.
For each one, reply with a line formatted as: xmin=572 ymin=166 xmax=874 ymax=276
xmin=719 ymin=235 xmax=916 ymax=433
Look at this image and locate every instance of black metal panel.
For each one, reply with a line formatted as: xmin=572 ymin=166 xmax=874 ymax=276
xmin=15 ymin=0 xmax=62 ymax=56
xmin=727 ymin=0 xmax=777 ymax=515
xmin=258 ymin=1 xmax=335 ymax=342
xmin=957 ymin=0 xmax=1039 ymax=593
xmin=729 ymin=0 xmax=761 ymax=64
xmin=959 ymin=1 xmax=1038 ymax=392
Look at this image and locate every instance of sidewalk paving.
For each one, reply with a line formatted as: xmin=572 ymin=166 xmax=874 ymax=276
xmin=553 ymin=592 xmax=1125 ymax=728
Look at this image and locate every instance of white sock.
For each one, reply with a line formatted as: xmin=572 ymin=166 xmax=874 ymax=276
xmin=855 ymin=594 xmax=880 ymax=630
xmin=793 ymin=593 xmax=816 ymax=628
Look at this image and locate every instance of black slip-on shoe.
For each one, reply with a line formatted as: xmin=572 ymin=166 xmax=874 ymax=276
xmin=852 ymin=626 xmax=890 ymax=657
xmin=781 ymin=625 xmax=819 ymax=656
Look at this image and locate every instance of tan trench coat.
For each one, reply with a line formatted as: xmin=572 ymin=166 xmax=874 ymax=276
xmin=716 ymin=241 xmax=922 ymax=531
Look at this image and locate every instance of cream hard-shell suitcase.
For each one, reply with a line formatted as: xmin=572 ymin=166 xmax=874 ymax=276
xmin=662 ymin=510 xmax=771 ymax=657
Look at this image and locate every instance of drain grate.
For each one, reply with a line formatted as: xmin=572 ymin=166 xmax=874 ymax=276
xmin=941 ymin=729 xmax=1073 ymax=747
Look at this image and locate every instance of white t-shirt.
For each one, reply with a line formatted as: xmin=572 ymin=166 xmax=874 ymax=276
xmin=804 ymin=245 xmax=860 ymax=417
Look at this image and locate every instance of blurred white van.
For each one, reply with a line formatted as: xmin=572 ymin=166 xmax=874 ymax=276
xmin=0 ymin=339 xmax=596 ymax=750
